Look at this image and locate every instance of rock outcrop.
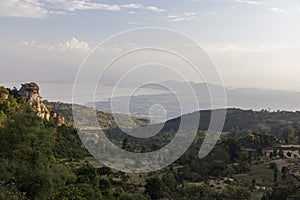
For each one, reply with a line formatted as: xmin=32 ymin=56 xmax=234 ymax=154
xmin=19 ymin=82 xmax=51 ymax=121
xmin=51 ymin=112 xmax=65 ymax=127
xmin=18 ymin=82 xmax=64 ymax=125
xmin=0 ymin=86 xmax=9 ymax=100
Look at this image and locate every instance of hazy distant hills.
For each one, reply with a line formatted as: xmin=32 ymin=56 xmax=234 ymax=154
xmin=47 ymin=101 xmax=300 ymax=145
xmin=87 ymin=81 xmax=300 ymax=122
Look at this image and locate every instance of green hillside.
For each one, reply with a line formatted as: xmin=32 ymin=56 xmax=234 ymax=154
xmin=1 ymin=85 xmax=300 ymax=200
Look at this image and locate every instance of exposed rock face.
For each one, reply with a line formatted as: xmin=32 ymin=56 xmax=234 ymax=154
xmin=0 ymin=86 xmax=9 ymax=100
xmin=18 ymin=82 xmax=64 ymax=125
xmin=19 ymin=82 xmax=51 ymax=120
xmin=51 ymin=112 xmax=65 ymax=126
xmin=1 ymin=93 xmax=9 ymax=100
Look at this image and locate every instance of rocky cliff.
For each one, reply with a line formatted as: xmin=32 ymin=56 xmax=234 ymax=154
xmin=1 ymin=82 xmax=65 ymax=125
xmin=17 ymin=82 xmax=65 ymax=125
xmin=19 ymin=82 xmax=51 ymax=120
xmin=0 ymin=86 xmax=9 ymax=100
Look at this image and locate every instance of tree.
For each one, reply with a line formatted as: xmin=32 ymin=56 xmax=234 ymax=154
xmin=55 ymin=184 xmax=85 ymax=200
xmin=231 ymin=125 xmax=240 ymax=138
xmin=0 ymin=182 xmax=26 ymax=200
xmin=122 ymin=138 xmax=130 ymax=151
xmin=0 ymin=111 xmax=6 ymax=127
xmin=76 ymin=163 xmax=97 ymax=184
xmin=98 ymin=178 xmax=112 ymax=196
xmin=226 ymin=138 xmax=241 ymax=162
xmin=262 ymin=185 xmax=300 ymax=200
xmin=54 ymin=125 xmax=86 ymax=159
xmin=274 ymin=166 xmax=278 ymax=183
xmin=279 ymin=149 xmax=284 ymax=158
xmin=269 ymin=162 xmax=277 ymax=169
xmin=145 ymin=177 xmax=163 ymax=200
xmin=119 ymin=192 xmax=150 ymax=200
xmin=281 ymin=166 xmax=288 ymax=180
xmin=0 ymin=104 xmax=61 ymax=199
xmin=256 ymin=147 xmax=263 ymax=157
xmin=218 ymin=186 xmax=251 ymax=200
xmin=161 ymin=173 xmax=177 ymax=197
xmin=286 ymin=125 xmax=295 ymax=144
xmin=251 ymin=178 xmax=256 ymax=190
xmin=97 ymin=167 xmax=112 ymax=176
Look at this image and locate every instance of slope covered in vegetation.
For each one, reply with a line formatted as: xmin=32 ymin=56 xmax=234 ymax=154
xmin=1 ymin=85 xmax=300 ymax=200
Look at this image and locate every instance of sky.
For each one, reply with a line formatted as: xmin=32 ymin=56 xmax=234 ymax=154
xmin=1 ymin=0 xmax=300 ymax=103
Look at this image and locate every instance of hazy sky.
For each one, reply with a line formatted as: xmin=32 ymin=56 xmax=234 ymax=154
xmin=1 ymin=0 xmax=300 ymax=102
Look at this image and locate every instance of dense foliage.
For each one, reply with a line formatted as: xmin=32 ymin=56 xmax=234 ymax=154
xmin=0 ymin=90 xmax=149 ymax=199
xmin=1 ymin=86 xmax=300 ymax=199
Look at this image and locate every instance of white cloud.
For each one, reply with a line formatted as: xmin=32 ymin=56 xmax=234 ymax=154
xmin=0 ymin=0 xmax=121 ymax=18
xmin=146 ymin=6 xmax=165 ymax=12
xmin=166 ymin=15 xmax=178 ymax=19
xmin=0 ymin=0 xmax=48 ymax=18
xmin=167 ymin=12 xmax=196 ymax=22
xmin=21 ymin=37 xmax=91 ymax=52
xmin=0 ymin=1 xmax=167 ymax=18
xmin=123 ymin=4 xmax=142 ymax=9
xmin=234 ymin=0 xmax=264 ymax=5
xmin=44 ymin=0 xmax=121 ymax=12
xmin=48 ymin=10 xmax=69 ymax=15
xmin=123 ymin=4 xmax=165 ymax=12
xmin=60 ymin=37 xmax=91 ymax=52
xmin=206 ymin=43 xmax=247 ymax=56
xmin=21 ymin=40 xmax=55 ymax=50
xmin=269 ymin=7 xmax=285 ymax=13
xmin=206 ymin=43 xmax=298 ymax=56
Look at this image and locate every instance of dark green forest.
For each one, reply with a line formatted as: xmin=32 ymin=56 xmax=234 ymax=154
xmin=1 ymin=86 xmax=300 ymax=200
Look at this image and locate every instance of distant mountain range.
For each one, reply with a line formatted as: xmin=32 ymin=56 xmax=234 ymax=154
xmin=87 ymin=80 xmax=300 ymax=122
